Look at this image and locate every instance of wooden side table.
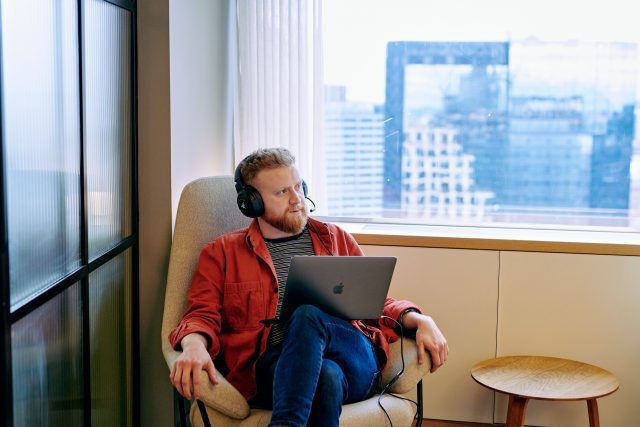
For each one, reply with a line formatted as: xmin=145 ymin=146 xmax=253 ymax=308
xmin=471 ymin=356 xmax=619 ymax=427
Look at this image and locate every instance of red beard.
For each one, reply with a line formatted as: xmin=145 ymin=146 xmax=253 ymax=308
xmin=263 ymin=204 xmax=309 ymax=234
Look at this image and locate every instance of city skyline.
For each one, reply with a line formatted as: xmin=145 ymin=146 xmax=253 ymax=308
xmin=323 ymin=38 xmax=639 ymax=228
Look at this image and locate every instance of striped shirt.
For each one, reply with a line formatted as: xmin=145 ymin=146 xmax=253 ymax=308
xmin=264 ymin=227 xmax=315 ymax=346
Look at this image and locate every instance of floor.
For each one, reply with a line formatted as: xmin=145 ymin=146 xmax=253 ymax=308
xmin=420 ymin=420 xmax=503 ymax=427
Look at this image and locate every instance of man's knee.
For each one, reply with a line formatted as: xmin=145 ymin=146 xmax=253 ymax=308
xmin=290 ymin=304 xmax=322 ymax=323
xmin=317 ymin=361 xmax=346 ymax=399
xmin=286 ymin=305 xmax=344 ymax=343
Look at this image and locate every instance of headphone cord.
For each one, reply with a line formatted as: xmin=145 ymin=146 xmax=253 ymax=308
xmin=377 ymin=315 xmax=420 ymax=427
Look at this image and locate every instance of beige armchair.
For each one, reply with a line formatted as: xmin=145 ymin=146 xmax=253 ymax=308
xmin=161 ymin=176 xmax=431 ymax=426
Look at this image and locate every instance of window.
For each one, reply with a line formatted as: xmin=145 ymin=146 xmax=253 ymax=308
xmin=1 ymin=0 xmax=137 ymax=425
xmin=323 ymin=0 xmax=639 ymax=231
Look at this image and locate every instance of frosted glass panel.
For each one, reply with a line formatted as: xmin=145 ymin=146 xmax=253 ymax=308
xmin=89 ymin=250 xmax=132 ymax=427
xmin=1 ymin=0 xmax=81 ymax=307
xmin=84 ymin=0 xmax=132 ymax=259
xmin=12 ymin=285 xmax=83 ymax=427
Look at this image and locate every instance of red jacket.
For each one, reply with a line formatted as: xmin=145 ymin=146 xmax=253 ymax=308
xmin=169 ymin=217 xmax=420 ymax=400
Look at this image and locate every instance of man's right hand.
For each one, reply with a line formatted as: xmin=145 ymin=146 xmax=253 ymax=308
xmin=170 ymin=333 xmax=218 ymax=400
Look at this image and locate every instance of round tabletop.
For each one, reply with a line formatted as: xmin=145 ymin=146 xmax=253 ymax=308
xmin=471 ymin=355 xmax=619 ymax=401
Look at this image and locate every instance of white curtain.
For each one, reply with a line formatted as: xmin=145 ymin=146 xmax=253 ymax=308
xmin=233 ymin=0 xmax=326 ymax=211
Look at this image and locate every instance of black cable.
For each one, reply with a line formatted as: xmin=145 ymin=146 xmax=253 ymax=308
xmin=377 ymin=315 xmax=408 ymax=427
xmin=196 ymin=399 xmax=212 ymax=427
xmin=177 ymin=391 xmax=187 ymax=427
xmin=388 ymin=392 xmax=420 ymax=421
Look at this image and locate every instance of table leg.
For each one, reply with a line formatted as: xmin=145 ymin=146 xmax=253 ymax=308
xmin=587 ymin=399 xmax=600 ymax=427
xmin=506 ymin=395 xmax=529 ymax=427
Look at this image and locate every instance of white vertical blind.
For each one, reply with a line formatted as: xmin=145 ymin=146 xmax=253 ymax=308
xmin=234 ymin=0 xmax=326 ymax=209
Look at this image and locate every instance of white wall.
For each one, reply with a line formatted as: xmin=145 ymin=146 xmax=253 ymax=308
xmin=363 ymin=244 xmax=640 ymax=426
xmin=496 ymin=251 xmax=640 ymax=426
xmin=169 ymin=0 xmax=233 ymax=223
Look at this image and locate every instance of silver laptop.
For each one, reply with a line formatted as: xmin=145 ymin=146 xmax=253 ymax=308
xmin=279 ymin=256 xmax=397 ymax=321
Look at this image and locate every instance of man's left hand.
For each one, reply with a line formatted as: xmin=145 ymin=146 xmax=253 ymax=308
xmin=403 ymin=312 xmax=449 ymax=373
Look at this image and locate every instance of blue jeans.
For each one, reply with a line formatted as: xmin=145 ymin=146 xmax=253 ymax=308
xmin=254 ymin=305 xmax=381 ymax=427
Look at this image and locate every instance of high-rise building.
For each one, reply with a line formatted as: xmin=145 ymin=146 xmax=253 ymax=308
xmin=505 ymin=96 xmax=592 ymax=208
xmin=590 ymin=105 xmax=634 ymax=210
xmin=504 ymin=42 xmax=637 ymax=225
xmin=402 ymin=123 xmax=493 ymax=220
xmin=383 ymin=40 xmax=638 ymax=225
xmin=324 ymin=86 xmax=385 ymax=216
xmin=384 ymin=41 xmax=510 ymax=210
xmin=630 ymin=133 xmax=640 ymax=229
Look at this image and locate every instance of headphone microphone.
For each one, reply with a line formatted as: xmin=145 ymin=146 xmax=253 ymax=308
xmin=305 ymin=196 xmax=316 ymax=213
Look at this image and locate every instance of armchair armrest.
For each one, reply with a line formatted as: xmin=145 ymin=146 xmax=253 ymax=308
xmin=164 ymin=349 xmax=250 ymax=420
xmin=195 ymin=371 xmax=250 ymax=420
xmin=380 ymin=337 xmax=431 ymax=394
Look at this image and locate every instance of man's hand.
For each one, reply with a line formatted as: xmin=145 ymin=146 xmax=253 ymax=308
xmin=170 ymin=333 xmax=218 ymax=400
xmin=402 ymin=312 xmax=449 ymax=373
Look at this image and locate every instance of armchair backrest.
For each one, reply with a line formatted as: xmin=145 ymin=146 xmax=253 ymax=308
xmin=161 ymin=176 xmax=250 ymax=368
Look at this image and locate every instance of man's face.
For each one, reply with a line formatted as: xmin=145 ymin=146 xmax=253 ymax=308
xmin=251 ymin=165 xmax=309 ymax=235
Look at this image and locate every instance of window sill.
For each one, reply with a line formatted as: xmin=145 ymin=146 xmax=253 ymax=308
xmin=319 ymin=219 xmax=640 ymax=256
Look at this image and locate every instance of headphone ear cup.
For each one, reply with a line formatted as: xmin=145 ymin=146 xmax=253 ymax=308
xmin=234 ymin=164 xmax=265 ymax=217
xmin=302 ymin=180 xmax=308 ymax=197
xmin=236 ymin=186 xmax=264 ymax=218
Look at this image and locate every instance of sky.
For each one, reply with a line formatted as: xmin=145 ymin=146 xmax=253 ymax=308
xmin=323 ymin=0 xmax=640 ymax=104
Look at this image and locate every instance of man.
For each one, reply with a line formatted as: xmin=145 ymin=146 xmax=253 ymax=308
xmin=169 ymin=147 xmax=448 ymax=427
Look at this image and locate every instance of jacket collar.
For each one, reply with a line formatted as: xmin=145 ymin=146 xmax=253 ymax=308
xmin=245 ymin=219 xmax=269 ymax=257
xmin=244 ymin=220 xmax=276 ymax=279
xmin=306 ymin=217 xmax=335 ymax=256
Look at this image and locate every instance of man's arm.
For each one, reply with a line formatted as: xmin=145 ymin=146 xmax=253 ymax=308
xmin=401 ymin=311 xmax=449 ymax=372
xmin=168 ymin=241 xmax=226 ymax=399
xmin=170 ymin=333 xmax=218 ymax=400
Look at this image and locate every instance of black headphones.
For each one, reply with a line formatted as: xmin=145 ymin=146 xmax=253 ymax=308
xmin=234 ymin=164 xmax=309 ymax=218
